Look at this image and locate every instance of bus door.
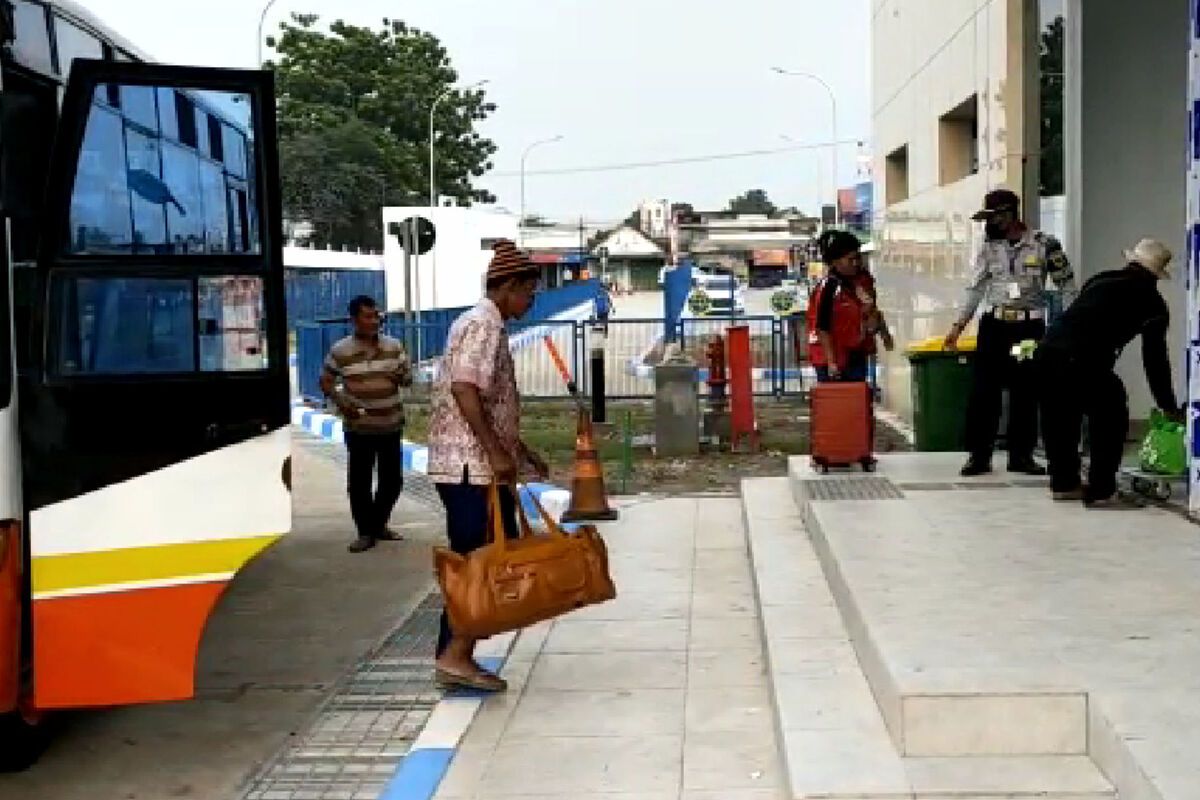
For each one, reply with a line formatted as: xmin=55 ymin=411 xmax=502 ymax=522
xmin=19 ymin=60 xmax=290 ymax=710
xmin=0 ymin=56 xmax=67 ymax=720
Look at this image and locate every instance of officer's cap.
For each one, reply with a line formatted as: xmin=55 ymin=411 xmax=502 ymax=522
xmin=971 ymin=189 xmax=1021 ymax=221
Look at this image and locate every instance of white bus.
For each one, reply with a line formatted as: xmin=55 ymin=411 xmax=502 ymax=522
xmin=0 ymin=0 xmax=291 ymax=765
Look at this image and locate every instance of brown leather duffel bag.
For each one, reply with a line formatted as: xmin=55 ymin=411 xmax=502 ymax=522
xmin=435 ymin=484 xmax=616 ymax=640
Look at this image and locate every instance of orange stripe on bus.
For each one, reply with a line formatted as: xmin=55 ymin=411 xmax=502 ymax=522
xmin=32 ymin=580 xmax=228 ymax=710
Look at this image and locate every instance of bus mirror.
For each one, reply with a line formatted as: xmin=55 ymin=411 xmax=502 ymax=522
xmin=0 ymin=92 xmax=37 ymax=217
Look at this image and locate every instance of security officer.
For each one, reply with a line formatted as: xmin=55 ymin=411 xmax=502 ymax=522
xmin=944 ymin=189 xmax=1073 ymax=477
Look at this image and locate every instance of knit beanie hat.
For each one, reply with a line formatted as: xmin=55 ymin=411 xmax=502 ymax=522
xmin=487 ymin=239 xmax=537 ymax=282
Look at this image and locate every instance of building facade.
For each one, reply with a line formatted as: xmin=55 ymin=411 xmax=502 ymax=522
xmin=872 ymin=0 xmax=1199 ymax=511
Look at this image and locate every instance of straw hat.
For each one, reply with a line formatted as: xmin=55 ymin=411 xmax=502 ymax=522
xmin=1124 ymin=238 xmax=1173 ymax=278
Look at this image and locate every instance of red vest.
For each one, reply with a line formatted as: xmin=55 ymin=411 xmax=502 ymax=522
xmin=807 ymin=275 xmax=868 ymax=368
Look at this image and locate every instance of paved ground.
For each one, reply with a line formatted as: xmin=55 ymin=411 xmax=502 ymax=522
xmin=433 ymin=496 xmax=787 ymax=800
xmin=788 ymin=453 xmax=1200 ymax=800
xmin=0 ymin=434 xmax=442 ymax=800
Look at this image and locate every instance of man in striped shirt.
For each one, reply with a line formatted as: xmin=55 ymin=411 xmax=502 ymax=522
xmin=320 ymin=295 xmax=413 ymax=553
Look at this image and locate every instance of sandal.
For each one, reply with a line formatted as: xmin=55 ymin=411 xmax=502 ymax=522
xmin=434 ymin=667 xmax=507 ymax=693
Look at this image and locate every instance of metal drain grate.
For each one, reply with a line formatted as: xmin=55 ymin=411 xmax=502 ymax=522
xmin=801 ymin=477 xmax=904 ymax=501
xmin=239 ymin=592 xmax=445 ymax=800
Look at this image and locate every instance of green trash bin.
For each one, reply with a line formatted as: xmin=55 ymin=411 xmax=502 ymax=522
xmin=907 ymin=337 xmax=976 ymax=452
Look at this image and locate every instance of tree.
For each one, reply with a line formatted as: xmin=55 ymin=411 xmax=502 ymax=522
xmin=727 ymin=189 xmax=777 ymax=216
xmin=1039 ymin=16 xmax=1065 ymax=197
xmin=268 ymin=14 xmax=497 ymax=250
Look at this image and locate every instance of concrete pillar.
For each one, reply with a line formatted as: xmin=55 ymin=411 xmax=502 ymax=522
xmin=1077 ymin=0 xmax=1189 ymax=420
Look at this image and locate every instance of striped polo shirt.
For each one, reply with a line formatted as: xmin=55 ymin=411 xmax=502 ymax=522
xmin=323 ymin=334 xmax=411 ymax=434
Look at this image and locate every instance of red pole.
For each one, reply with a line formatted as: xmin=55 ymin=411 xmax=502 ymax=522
xmin=727 ymin=325 xmax=758 ymax=451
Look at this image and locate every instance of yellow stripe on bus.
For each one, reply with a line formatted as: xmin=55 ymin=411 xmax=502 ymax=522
xmin=31 ymin=535 xmax=281 ymax=594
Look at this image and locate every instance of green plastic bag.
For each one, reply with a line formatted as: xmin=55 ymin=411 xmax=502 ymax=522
xmin=1139 ymin=410 xmax=1187 ymax=476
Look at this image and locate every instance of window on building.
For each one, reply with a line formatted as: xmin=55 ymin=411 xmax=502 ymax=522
xmin=53 ymin=15 xmax=103 ymax=76
xmin=885 ymin=145 xmax=910 ymax=206
xmin=6 ymin=0 xmax=53 ymax=74
xmin=938 ymin=95 xmax=980 ymax=186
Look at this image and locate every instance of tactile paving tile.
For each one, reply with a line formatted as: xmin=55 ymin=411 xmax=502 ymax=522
xmin=800 ymin=477 xmax=905 ymax=501
xmin=238 ymin=593 xmax=445 ymax=800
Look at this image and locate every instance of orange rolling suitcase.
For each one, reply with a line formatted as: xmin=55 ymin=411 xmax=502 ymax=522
xmin=810 ymin=381 xmax=875 ymax=472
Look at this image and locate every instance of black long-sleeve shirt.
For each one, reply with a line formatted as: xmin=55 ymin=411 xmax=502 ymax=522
xmin=1040 ymin=266 xmax=1178 ymax=411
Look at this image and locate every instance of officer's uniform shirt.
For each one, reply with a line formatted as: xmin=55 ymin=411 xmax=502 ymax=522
xmin=958 ymin=228 xmax=1073 ymax=326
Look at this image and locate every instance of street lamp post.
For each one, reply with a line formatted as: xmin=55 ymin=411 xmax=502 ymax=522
xmin=427 ymin=78 xmax=488 ymax=309
xmin=773 ymin=67 xmax=840 ymax=226
xmin=256 ymin=0 xmax=280 ymax=67
xmin=780 ymin=134 xmax=825 ymax=221
xmin=519 ymin=135 xmax=564 ymax=246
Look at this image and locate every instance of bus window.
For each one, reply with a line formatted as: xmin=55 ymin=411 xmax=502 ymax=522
xmin=67 ymin=83 xmax=260 ymax=256
xmin=0 ymin=66 xmax=58 ymax=263
xmin=161 ymin=141 xmax=203 ymax=252
xmin=53 ymin=15 xmax=103 ymax=76
xmin=120 ymin=84 xmax=158 ymax=132
xmin=50 ymin=274 xmax=269 ymax=375
xmin=5 ymin=0 xmax=53 ymax=74
xmin=69 ymin=101 xmax=133 ymax=252
xmin=198 ymin=276 xmax=267 ymax=371
xmin=53 ymin=276 xmax=196 ymax=375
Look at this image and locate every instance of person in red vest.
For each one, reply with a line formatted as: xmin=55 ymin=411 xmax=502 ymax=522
xmin=807 ymin=231 xmax=886 ymax=382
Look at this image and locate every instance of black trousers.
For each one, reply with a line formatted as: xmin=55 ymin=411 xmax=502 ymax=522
xmin=344 ymin=431 xmax=403 ymax=540
xmin=1037 ymin=349 xmax=1128 ymax=500
xmin=964 ymin=314 xmax=1046 ymax=463
xmin=435 ymin=479 xmax=520 ymax=657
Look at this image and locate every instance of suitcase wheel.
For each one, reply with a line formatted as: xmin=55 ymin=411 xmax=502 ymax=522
xmin=861 ymin=458 xmax=877 ymax=473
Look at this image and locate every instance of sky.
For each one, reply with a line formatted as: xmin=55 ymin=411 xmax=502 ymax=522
xmin=81 ymin=0 xmax=871 ymax=223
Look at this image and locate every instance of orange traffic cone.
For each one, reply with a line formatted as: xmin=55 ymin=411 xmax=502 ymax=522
xmin=562 ymin=405 xmax=618 ymax=523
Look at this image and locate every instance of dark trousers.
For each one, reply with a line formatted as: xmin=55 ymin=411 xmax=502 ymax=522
xmin=1038 ymin=349 xmax=1128 ymax=500
xmin=345 ymin=431 xmax=403 ymax=540
xmin=814 ymin=350 xmax=870 ymax=383
xmin=964 ymin=314 xmax=1046 ymax=463
xmin=435 ymin=479 xmax=520 ymax=657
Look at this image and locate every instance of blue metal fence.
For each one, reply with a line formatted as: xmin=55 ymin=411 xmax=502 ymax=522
xmin=295 ymin=280 xmax=603 ymax=402
xmin=286 ymin=268 xmax=386 ymax=328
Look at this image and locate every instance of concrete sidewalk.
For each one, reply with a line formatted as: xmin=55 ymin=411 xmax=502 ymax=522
xmin=739 ymin=452 xmax=1200 ymax=800
xmin=433 ymin=496 xmax=787 ymax=800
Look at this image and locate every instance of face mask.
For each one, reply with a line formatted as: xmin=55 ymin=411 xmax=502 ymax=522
xmin=985 ymin=221 xmax=1005 ymax=240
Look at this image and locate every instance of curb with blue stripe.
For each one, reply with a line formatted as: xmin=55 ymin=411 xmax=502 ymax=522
xmin=292 ymin=406 xmax=576 ymax=799
xmin=377 ymin=632 xmax=517 ymax=800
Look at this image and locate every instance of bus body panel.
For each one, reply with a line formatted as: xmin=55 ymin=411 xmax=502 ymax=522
xmin=0 ymin=520 xmax=20 ymax=714
xmin=28 ymin=428 xmax=286 ymax=708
